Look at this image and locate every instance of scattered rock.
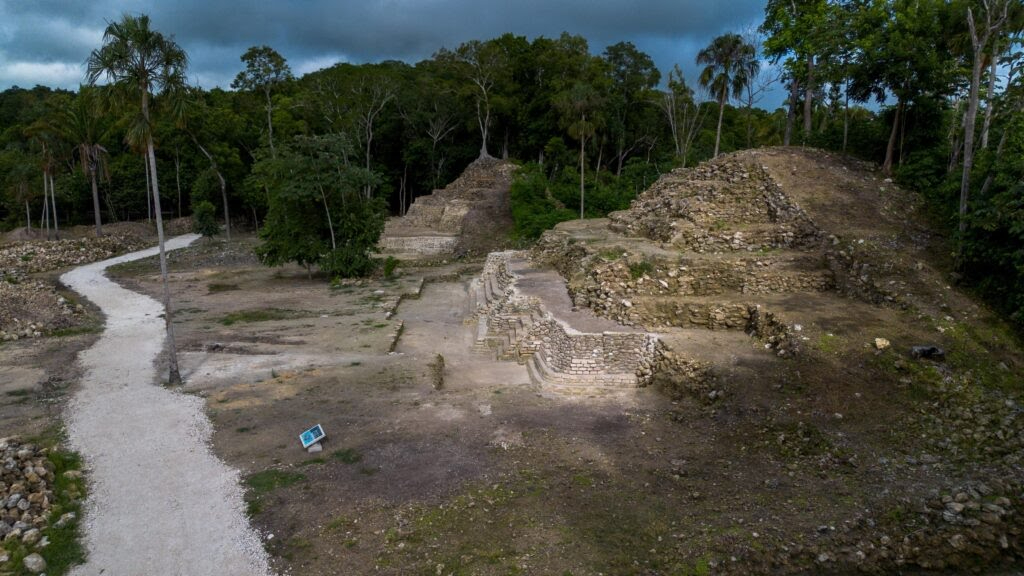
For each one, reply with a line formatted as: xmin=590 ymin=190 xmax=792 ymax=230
xmin=874 ymin=338 xmax=891 ymax=350
xmin=911 ymin=345 xmax=946 ymax=361
xmin=22 ymin=552 xmax=46 ymax=574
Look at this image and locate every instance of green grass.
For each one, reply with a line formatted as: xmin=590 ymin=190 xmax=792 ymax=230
xmin=219 ymin=308 xmax=298 ymax=326
xmin=5 ymin=388 xmax=32 ymax=397
xmin=207 ymin=282 xmax=240 ymax=293
xmin=48 ymin=325 xmax=102 ymax=338
xmin=244 ymin=469 xmax=307 ymax=516
xmin=332 ymin=448 xmax=363 ymax=464
xmin=628 ymin=260 xmax=655 ymax=279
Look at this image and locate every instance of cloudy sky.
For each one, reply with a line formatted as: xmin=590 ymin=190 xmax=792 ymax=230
xmin=0 ymin=0 xmax=781 ymax=107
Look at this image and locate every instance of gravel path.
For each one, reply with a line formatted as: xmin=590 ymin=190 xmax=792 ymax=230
xmin=60 ymin=235 xmax=273 ymax=576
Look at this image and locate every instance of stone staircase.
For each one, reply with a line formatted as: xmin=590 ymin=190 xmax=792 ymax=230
xmin=378 ymin=156 xmax=517 ymax=258
xmin=469 ymin=252 xmax=660 ymax=395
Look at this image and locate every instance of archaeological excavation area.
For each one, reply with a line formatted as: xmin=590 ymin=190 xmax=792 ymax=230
xmin=2 ymin=148 xmax=1021 ymax=576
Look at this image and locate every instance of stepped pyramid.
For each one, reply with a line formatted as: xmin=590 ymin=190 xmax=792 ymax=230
xmin=378 ymin=156 xmax=517 ymax=257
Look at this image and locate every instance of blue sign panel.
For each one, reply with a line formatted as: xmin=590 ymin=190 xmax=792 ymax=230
xmin=300 ymin=424 xmax=326 ymax=448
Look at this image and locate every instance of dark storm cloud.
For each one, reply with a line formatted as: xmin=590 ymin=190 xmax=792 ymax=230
xmin=0 ymin=0 xmax=776 ymax=104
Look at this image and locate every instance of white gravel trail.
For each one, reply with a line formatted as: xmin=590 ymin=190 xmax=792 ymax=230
xmin=61 ymin=235 xmax=273 ymax=576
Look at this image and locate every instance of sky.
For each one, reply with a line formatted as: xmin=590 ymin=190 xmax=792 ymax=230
xmin=0 ymin=0 xmax=783 ymax=108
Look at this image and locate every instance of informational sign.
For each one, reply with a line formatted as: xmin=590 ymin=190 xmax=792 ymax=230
xmin=299 ymin=424 xmax=326 ymax=449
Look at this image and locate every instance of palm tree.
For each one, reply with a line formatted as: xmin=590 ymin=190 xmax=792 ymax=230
xmin=697 ymin=33 xmax=758 ymax=158
xmin=86 ymin=13 xmax=189 ymax=385
xmin=61 ymin=85 xmax=109 ymax=237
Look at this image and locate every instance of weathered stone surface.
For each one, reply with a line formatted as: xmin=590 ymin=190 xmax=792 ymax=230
xmin=379 ymin=157 xmax=517 ymax=257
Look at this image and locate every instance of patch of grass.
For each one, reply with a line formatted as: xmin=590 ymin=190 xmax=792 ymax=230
xmin=300 ymin=457 xmax=327 ymax=466
xmin=348 ymin=361 xmax=362 ymax=367
xmin=244 ymin=469 xmax=306 ymax=516
xmin=5 ymin=388 xmax=32 ymax=397
xmin=245 ymin=469 xmax=306 ymax=495
xmin=235 ymin=426 xmax=253 ymax=433
xmin=220 ymin=308 xmax=298 ymax=326
xmin=207 ymin=282 xmax=239 ymax=293
xmin=598 ymin=247 xmax=625 ymax=261
xmin=816 ymin=333 xmax=842 ymax=354
xmin=628 ymin=260 xmax=655 ymax=279
xmin=358 ymin=466 xmax=379 ymax=476
xmin=49 ymin=325 xmax=102 ymax=338
xmin=332 ymin=448 xmax=363 ymax=464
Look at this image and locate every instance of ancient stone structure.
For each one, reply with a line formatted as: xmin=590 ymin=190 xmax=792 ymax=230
xmin=470 ymin=148 xmax=935 ymax=397
xmin=378 ymin=157 xmax=517 ymax=258
xmin=469 ymin=252 xmax=659 ymax=395
xmin=532 ymin=154 xmax=818 ymax=357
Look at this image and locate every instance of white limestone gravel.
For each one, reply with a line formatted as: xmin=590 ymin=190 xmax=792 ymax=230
xmin=60 ymin=235 xmax=273 ymax=576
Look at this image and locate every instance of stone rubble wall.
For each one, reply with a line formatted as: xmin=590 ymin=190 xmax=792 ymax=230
xmin=377 ymin=235 xmax=458 ymax=256
xmin=470 ymin=251 xmax=660 ymax=391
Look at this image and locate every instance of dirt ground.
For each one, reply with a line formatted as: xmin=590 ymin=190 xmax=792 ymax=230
xmin=90 ymin=226 xmax=1022 ymax=576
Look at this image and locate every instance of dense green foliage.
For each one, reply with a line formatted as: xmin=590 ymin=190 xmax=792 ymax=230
xmin=191 ymin=200 xmax=219 ymax=237
xmin=251 ymin=134 xmax=386 ymax=277
xmin=0 ymin=4 xmax=1022 ymax=322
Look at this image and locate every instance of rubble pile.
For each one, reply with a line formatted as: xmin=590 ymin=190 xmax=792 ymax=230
xmin=0 ymin=234 xmax=149 ymax=277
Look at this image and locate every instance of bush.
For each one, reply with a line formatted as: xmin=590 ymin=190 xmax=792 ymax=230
xmin=191 ymin=200 xmax=219 ymax=237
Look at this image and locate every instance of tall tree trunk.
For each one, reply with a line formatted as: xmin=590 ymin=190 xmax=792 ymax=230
xmin=842 ymin=79 xmax=850 ymax=153
xmin=49 ymin=172 xmax=58 ymax=239
xmin=265 ymin=88 xmax=276 ymax=158
xmin=144 ymin=91 xmax=182 ymax=386
xmin=319 ymin=185 xmax=336 ymax=251
xmin=25 ymin=199 xmax=31 ymax=231
xmin=882 ymin=100 xmax=902 ymax=175
xmin=478 ymin=97 xmax=491 ymax=158
xmin=980 ymin=41 xmax=999 ymax=150
xmin=252 ymin=206 xmax=259 ymax=235
xmin=174 ymin=148 xmax=182 ymax=218
xmin=713 ymin=90 xmax=726 ymax=158
xmin=579 ymin=116 xmax=586 ymax=220
xmin=42 ymin=172 xmax=50 ymax=239
xmin=194 ymin=138 xmax=230 ymax=240
xmin=90 ymin=167 xmax=103 ymax=237
xmin=803 ymin=56 xmax=815 ymax=141
xmin=784 ymin=79 xmax=799 ymax=146
xmin=218 ymin=171 xmax=230 ymax=241
xmin=960 ymin=24 xmax=986 ymax=241
xmin=144 ymin=154 xmax=152 ymax=223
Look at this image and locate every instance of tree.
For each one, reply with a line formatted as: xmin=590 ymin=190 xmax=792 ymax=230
xmin=656 ymin=64 xmax=709 ymax=166
xmin=761 ymin=0 xmax=828 ymax=142
xmin=697 ymin=33 xmax=758 ymax=157
xmin=959 ymin=0 xmax=1013 ymax=244
xmin=232 ymin=46 xmax=293 ymax=158
xmin=60 ymin=85 xmax=108 ymax=236
xmin=251 ymin=134 xmax=386 ymax=278
xmin=603 ymin=42 xmax=661 ymax=175
xmin=555 ymin=81 xmax=604 ymax=218
xmin=87 ymin=13 xmax=190 ymax=385
xmin=441 ymin=40 xmax=507 ymax=158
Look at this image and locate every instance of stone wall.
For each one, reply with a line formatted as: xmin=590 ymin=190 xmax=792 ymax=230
xmin=470 ymin=252 xmax=660 ymax=392
xmin=377 ymin=235 xmax=458 ymax=256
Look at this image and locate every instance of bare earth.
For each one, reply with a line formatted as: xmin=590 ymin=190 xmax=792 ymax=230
xmin=60 ymin=234 xmax=273 ymax=576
